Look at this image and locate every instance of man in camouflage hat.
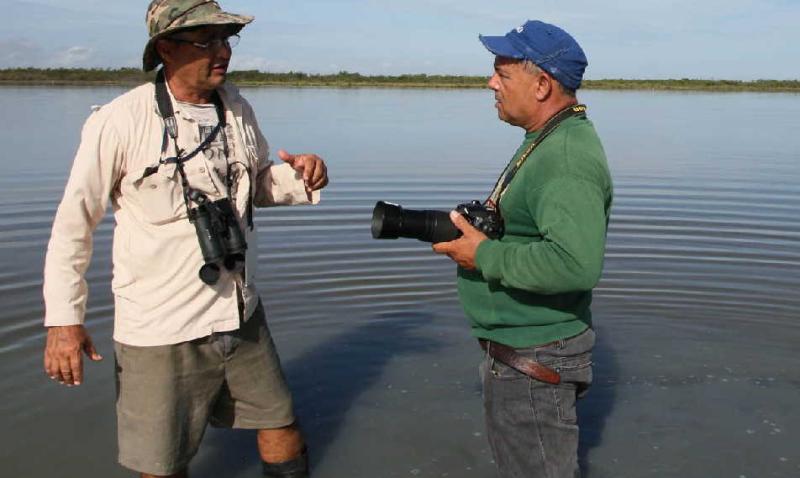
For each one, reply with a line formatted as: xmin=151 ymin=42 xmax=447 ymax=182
xmin=142 ymin=0 xmax=253 ymax=71
xmin=42 ymin=1 xmax=326 ymax=477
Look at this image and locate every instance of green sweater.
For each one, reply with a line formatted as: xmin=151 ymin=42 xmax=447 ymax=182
xmin=457 ymin=114 xmax=613 ymax=348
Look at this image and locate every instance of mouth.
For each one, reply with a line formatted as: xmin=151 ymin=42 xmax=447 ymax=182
xmin=211 ymin=62 xmax=229 ymax=75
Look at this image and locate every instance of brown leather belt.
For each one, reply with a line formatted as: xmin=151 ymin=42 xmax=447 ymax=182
xmin=479 ymin=339 xmax=561 ymax=385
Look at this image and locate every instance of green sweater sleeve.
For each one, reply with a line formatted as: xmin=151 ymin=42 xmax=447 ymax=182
xmin=475 ymin=176 xmax=608 ymax=294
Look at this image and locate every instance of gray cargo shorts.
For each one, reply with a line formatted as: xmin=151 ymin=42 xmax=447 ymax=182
xmin=114 ymin=301 xmax=295 ymax=476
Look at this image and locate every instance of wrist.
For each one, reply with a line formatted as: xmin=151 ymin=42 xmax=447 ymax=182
xmin=474 ymin=238 xmax=493 ymax=270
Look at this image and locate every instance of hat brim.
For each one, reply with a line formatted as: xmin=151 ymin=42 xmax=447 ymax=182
xmin=142 ymin=12 xmax=253 ymax=71
xmin=479 ymin=34 xmax=525 ymax=60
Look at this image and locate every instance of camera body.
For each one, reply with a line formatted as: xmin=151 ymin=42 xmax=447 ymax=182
xmin=454 ymin=200 xmax=505 ymax=240
xmin=187 ymin=192 xmax=247 ymax=285
xmin=371 ymin=200 xmax=504 ymax=243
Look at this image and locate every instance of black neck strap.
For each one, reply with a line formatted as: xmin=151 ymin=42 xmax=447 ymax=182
xmin=155 ymin=69 xmax=180 ymax=141
xmin=487 ymin=104 xmax=587 ymax=209
xmin=155 ymin=68 xmax=228 ymax=159
xmin=150 ymin=69 xmax=254 ymax=228
xmin=153 ymin=69 xmax=231 ymax=216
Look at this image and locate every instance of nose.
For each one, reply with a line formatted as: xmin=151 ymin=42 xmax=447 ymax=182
xmin=487 ymin=72 xmax=500 ymax=91
xmin=217 ymin=43 xmax=232 ymax=61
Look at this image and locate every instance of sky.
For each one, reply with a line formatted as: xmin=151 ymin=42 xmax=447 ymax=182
xmin=1 ymin=0 xmax=799 ymax=80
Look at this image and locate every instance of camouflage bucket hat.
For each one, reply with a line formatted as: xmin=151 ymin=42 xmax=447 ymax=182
xmin=143 ymin=0 xmax=253 ymax=71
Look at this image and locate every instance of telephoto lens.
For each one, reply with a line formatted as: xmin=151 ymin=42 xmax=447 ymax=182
xmin=371 ymin=201 xmax=460 ymax=243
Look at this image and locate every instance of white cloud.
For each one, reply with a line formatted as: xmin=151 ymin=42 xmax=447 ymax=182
xmin=53 ymin=46 xmax=94 ymax=67
xmin=230 ymin=54 xmax=294 ymax=72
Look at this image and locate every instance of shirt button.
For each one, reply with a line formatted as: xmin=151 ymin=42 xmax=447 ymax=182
xmin=199 ymin=167 xmax=206 ymax=173
xmin=149 ymin=184 xmax=157 ymax=189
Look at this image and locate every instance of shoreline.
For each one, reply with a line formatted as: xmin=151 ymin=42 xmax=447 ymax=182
xmin=1 ymin=69 xmax=798 ymax=93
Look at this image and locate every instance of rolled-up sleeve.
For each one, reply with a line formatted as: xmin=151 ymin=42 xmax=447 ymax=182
xmin=43 ymin=110 xmax=124 ymax=326
xmin=254 ymin=163 xmax=320 ymax=206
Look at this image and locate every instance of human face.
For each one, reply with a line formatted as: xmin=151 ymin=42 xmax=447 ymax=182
xmin=487 ymin=57 xmax=541 ymax=128
xmin=163 ymin=25 xmax=235 ymax=94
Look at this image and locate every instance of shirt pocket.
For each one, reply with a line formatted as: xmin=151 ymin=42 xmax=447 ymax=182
xmin=127 ymin=163 xmax=185 ymax=225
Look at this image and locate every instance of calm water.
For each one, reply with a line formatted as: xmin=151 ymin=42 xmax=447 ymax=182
xmin=0 ymin=86 xmax=799 ymax=478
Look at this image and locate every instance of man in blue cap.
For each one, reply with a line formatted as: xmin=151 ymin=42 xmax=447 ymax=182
xmin=434 ymin=20 xmax=613 ymax=477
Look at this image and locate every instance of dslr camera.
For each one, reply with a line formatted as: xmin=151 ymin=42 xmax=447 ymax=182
xmin=187 ymin=189 xmax=247 ymax=285
xmin=371 ymin=200 xmax=504 ymax=243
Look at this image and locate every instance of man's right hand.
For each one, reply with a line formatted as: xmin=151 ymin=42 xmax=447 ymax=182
xmin=44 ymin=325 xmax=103 ymax=386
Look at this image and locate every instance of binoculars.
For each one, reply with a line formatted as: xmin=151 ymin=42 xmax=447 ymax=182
xmin=187 ymin=190 xmax=247 ymax=285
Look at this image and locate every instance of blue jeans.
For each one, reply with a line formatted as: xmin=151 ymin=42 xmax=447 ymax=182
xmin=480 ymin=328 xmax=595 ymax=478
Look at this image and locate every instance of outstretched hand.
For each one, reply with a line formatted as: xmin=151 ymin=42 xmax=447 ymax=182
xmin=44 ymin=325 xmax=102 ymax=387
xmin=278 ymin=149 xmax=329 ymax=199
xmin=432 ymin=211 xmax=488 ymax=270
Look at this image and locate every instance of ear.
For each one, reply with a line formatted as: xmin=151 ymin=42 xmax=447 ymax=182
xmin=155 ymin=38 xmax=174 ymax=66
xmin=534 ymin=73 xmax=553 ymax=101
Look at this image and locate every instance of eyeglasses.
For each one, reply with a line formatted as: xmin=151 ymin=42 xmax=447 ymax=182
xmin=169 ymin=34 xmax=240 ymax=50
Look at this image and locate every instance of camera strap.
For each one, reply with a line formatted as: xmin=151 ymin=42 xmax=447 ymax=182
xmin=152 ymin=69 xmax=253 ymax=228
xmin=152 ymin=69 xmax=227 ymax=174
xmin=486 ymin=104 xmax=587 ymax=210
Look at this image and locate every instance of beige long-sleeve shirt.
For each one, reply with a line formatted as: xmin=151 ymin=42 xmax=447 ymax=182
xmin=43 ymin=82 xmax=319 ymax=346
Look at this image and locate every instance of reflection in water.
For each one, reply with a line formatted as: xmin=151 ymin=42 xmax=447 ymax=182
xmin=196 ymin=312 xmax=440 ymax=476
xmin=0 ymin=88 xmax=799 ymax=477
xmin=578 ymin=326 xmax=617 ymax=477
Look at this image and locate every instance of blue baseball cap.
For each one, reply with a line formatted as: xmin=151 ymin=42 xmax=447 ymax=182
xmin=479 ymin=20 xmax=588 ymax=91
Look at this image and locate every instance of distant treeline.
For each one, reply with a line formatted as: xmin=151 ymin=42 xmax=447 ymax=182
xmin=1 ymin=68 xmax=798 ymax=92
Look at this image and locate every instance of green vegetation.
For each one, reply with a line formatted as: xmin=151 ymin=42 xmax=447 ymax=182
xmin=0 ymin=68 xmax=154 ymax=85
xmin=1 ymin=68 xmax=798 ymax=92
xmin=582 ymin=78 xmax=800 ymax=92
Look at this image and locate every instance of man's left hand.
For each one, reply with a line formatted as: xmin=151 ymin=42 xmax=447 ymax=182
xmin=278 ymin=149 xmax=329 ymax=198
xmin=432 ymin=211 xmax=488 ymax=270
